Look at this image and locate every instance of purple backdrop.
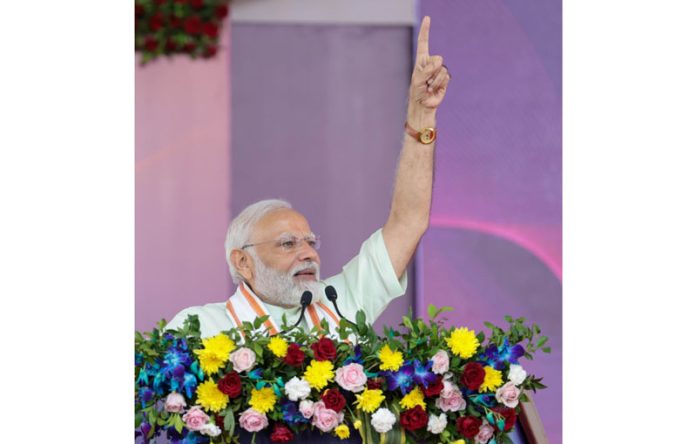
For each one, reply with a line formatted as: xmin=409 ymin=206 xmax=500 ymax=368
xmin=230 ymin=24 xmax=415 ymax=331
xmin=416 ymin=1 xmax=562 ymax=442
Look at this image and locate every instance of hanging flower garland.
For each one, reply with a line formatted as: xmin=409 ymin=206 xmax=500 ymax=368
xmin=135 ymin=0 xmax=232 ymax=64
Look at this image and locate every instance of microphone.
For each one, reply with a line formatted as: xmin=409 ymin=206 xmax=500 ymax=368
xmin=324 ymin=286 xmax=358 ymax=328
xmin=279 ymin=291 xmax=313 ymax=335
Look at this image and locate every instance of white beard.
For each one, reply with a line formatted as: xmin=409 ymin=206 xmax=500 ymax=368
xmin=248 ymin=250 xmax=322 ymax=307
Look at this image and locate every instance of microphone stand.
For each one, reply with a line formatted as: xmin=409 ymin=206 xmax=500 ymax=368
xmin=324 ymin=285 xmax=358 ymax=329
xmin=278 ymin=291 xmax=313 ymax=335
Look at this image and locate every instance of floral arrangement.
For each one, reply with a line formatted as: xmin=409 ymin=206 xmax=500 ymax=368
xmin=135 ymin=0 xmax=233 ymax=64
xmin=135 ymin=306 xmax=549 ymax=443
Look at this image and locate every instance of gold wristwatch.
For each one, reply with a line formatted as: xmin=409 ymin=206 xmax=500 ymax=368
xmin=404 ymin=122 xmax=437 ymax=145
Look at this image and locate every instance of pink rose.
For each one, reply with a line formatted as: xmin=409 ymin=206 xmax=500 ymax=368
xmin=335 ymin=363 xmax=368 ymax=392
xmin=475 ymin=422 xmax=495 ymax=443
xmin=239 ymin=408 xmax=269 ymax=432
xmin=299 ymin=400 xmax=315 ymax=419
xmin=229 ymin=347 xmax=256 ymax=372
xmin=311 ymin=401 xmax=344 ymax=432
xmin=431 ymin=350 xmax=450 ymax=374
xmin=435 ymin=380 xmax=467 ymax=412
xmin=495 ymin=381 xmax=521 ymax=408
xmin=165 ymin=392 xmax=186 ymax=413
xmin=182 ymin=406 xmax=210 ymax=431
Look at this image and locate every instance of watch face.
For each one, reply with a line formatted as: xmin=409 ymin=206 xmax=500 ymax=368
xmin=419 ymin=128 xmax=436 ymax=144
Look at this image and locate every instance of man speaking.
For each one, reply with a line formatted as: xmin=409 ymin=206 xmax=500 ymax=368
xmin=167 ymin=17 xmax=451 ymax=338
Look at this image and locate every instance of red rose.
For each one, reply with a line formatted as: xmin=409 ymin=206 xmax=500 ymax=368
xmin=170 ymin=17 xmax=182 ymax=29
xmin=422 ymin=375 xmax=444 ymax=397
xmin=215 ymin=5 xmax=229 ymax=19
xmin=183 ymin=41 xmax=197 ymax=53
xmin=283 ymin=343 xmax=305 ymax=367
xmin=456 ymin=416 xmax=482 ymax=439
xmin=270 ymin=424 xmax=294 ymax=443
xmin=202 ymin=22 xmax=219 ymax=38
xmin=184 ymin=16 xmax=202 ymax=35
xmin=215 ymin=414 xmax=225 ymax=429
xmin=203 ymin=45 xmax=218 ymax=58
xmin=135 ymin=5 xmax=145 ymax=18
xmin=165 ymin=38 xmax=178 ymax=52
xmin=367 ymin=377 xmax=384 ymax=390
xmin=460 ymin=362 xmax=486 ymax=391
xmin=491 ymin=406 xmax=516 ymax=431
xmin=321 ymin=388 xmax=346 ymax=412
xmin=399 ymin=406 xmax=428 ymax=431
xmin=144 ymin=36 xmax=158 ymax=52
xmin=190 ymin=0 xmax=204 ymax=8
xmin=154 ymin=0 xmax=167 ymax=5
xmin=217 ymin=371 xmax=242 ymax=398
xmin=310 ymin=337 xmax=337 ymax=361
xmin=149 ymin=13 xmax=165 ymax=31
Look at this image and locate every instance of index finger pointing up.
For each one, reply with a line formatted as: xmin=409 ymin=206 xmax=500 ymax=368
xmin=417 ymin=16 xmax=431 ymax=60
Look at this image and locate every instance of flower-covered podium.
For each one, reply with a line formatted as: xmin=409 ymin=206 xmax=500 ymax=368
xmin=135 ymin=306 xmax=550 ymax=444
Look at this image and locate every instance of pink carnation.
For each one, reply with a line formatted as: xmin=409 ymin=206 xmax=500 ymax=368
xmin=335 ymin=363 xmax=368 ymax=392
xmin=435 ymin=380 xmax=466 ymax=412
xmin=182 ymin=406 xmax=210 ymax=431
xmin=430 ymin=350 xmax=450 ymax=374
xmin=239 ymin=408 xmax=269 ymax=432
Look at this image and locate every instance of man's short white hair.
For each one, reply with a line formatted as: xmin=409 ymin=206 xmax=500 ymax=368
xmin=225 ymin=199 xmax=292 ymax=284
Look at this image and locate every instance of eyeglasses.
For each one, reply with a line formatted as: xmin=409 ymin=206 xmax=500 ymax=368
xmin=241 ymin=234 xmax=321 ymax=253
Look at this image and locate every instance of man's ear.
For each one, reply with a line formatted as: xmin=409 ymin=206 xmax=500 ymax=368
xmin=231 ymin=249 xmax=254 ymax=282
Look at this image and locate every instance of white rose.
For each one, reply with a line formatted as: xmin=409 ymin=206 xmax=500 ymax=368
xmin=284 ymin=376 xmax=311 ymax=401
xmin=426 ymin=413 xmax=447 ymax=434
xmin=507 ymin=364 xmax=527 ymax=385
xmin=199 ymin=423 xmax=222 ymax=437
xmin=370 ymin=408 xmax=397 ymax=433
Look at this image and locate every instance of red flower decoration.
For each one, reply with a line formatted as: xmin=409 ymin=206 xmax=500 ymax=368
xmin=215 ymin=5 xmax=229 ymax=19
xmin=190 ymin=0 xmax=205 ymax=9
xmin=203 ymin=45 xmax=218 ymax=58
xmin=202 ymin=22 xmax=219 ymax=38
xmin=367 ymin=377 xmax=384 ymax=390
xmin=460 ymin=362 xmax=486 ymax=391
xmin=149 ymin=13 xmax=165 ymax=32
xmin=491 ymin=406 xmax=517 ymax=431
xmin=270 ymin=424 xmax=294 ymax=443
xmin=399 ymin=406 xmax=428 ymax=431
xmin=144 ymin=36 xmax=158 ymax=52
xmin=283 ymin=343 xmax=305 ymax=367
xmin=217 ymin=371 xmax=242 ymax=398
xmin=321 ymin=388 xmax=346 ymax=413
xmin=310 ymin=337 xmax=337 ymax=361
xmin=456 ymin=416 xmax=482 ymax=439
xmin=422 ymin=375 xmax=444 ymax=398
xmin=184 ymin=16 xmax=202 ymax=35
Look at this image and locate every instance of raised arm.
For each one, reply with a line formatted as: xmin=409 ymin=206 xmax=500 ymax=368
xmin=382 ymin=16 xmax=451 ymax=279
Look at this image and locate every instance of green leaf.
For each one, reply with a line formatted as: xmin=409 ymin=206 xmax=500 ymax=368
xmin=224 ymin=409 xmax=236 ymax=437
xmin=536 ymin=336 xmax=549 ymax=348
xmin=427 ymin=304 xmax=437 ymax=320
xmin=173 ymin=414 xmax=184 ymax=434
xmin=541 ymin=346 xmax=551 ymax=353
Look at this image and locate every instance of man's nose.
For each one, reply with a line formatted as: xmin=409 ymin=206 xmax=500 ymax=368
xmin=297 ymin=240 xmax=320 ymax=263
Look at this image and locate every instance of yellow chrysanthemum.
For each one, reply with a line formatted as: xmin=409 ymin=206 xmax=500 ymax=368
xmin=334 ymin=424 xmax=350 ymax=439
xmin=303 ymin=360 xmax=335 ymax=390
xmin=451 ymin=440 xmax=465 ymax=444
xmin=377 ymin=345 xmax=403 ymax=371
xmin=194 ymin=334 xmax=236 ymax=375
xmin=480 ymin=366 xmax=504 ymax=392
xmin=249 ymin=387 xmax=277 ymax=413
xmin=445 ymin=327 xmax=479 ymax=359
xmin=196 ymin=379 xmax=229 ymax=413
xmin=268 ymin=336 xmax=288 ymax=358
xmin=354 ymin=388 xmax=385 ymax=413
xmin=353 ymin=420 xmax=362 ymax=429
xmin=399 ymin=386 xmax=426 ymax=410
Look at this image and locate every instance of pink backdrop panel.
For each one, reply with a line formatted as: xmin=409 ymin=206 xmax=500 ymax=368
xmin=135 ymin=24 xmax=233 ymax=331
